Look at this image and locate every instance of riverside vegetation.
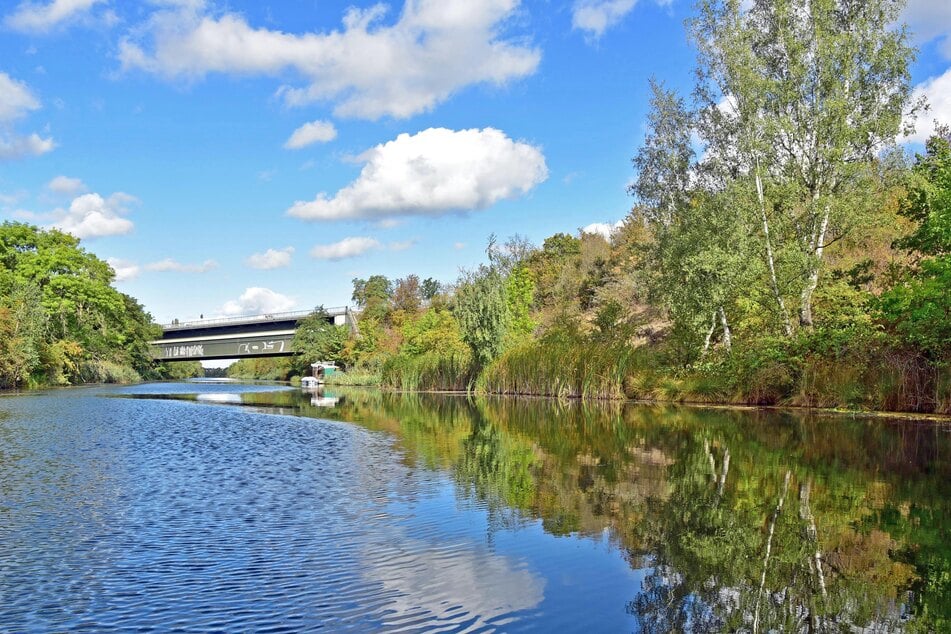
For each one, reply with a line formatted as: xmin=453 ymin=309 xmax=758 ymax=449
xmin=0 ymin=222 xmax=202 ymax=389
xmin=6 ymin=0 xmax=948 ymax=412
xmin=247 ymin=0 xmax=951 ymax=414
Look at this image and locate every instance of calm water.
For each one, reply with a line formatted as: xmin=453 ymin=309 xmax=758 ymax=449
xmin=1 ymin=382 xmax=948 ymax=632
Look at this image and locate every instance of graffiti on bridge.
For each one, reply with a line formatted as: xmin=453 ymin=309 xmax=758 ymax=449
xmin=237 ymin=340 xmax=286 ymax=355
xmin=164 ymin=344 xmax=204 ymax=358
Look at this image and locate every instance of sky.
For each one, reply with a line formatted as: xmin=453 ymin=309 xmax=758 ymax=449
xmin=1 ymin=0 xmax=950 ymax=327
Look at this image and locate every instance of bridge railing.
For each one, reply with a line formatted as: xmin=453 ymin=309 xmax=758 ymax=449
xmin=161 ymin=307 xmax=349 ymax=331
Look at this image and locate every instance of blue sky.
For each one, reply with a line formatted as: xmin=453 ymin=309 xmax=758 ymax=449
xmin=1 ymin=0 xmax=950 ymax=326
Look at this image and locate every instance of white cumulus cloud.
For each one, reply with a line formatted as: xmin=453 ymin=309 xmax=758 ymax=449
xmin=106 ymin=257 xmax=141 ymax=282
xmin=246 ymin=246 xmax=294 ymax=269
xmin=581 ymin=219 xmax=625 ymax=240
xmin=105 ymin=255 xmax=217 ymax=281
xmin=50 ymin=192 xmax=135 ymax=239
xmin=46 ymin=175 xmax=87 ymax=195
xmin=0 ymin=72 xmax=55 ymax=160
xmin=118 ymin=0 xmax=540 ymax=120
xmin=572 ymin=0 xmax=637 ymax=38
xmin=903 ymin=0 xmax=951 ymax=58
xmin=0 ymin=72 xmax=40 ymax=121
xmin=221 ymin=287 xmax=297 ymax=316
xmin=310 ymin=236 xmax=381 ymax=260
xmin=145 ymin=258 xmax=218 ymax=273
xmin=284 ymin=120 xmax=337 ymax=149
xmin=5 ymin=0 xmax=105 ymax=33
xmin=0 ymin=132 xmax=55 ymax=160
xmin=906 ymin=68 xmax=951 ymax=144
xmin=572 ymin=0 xmax=672 ymax=39
xmin=287 ymin=127 xmax=548 ymax=222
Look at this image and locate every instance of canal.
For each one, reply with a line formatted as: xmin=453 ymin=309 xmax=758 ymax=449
xmin=1 ymin=381 xmax=948 ymax=631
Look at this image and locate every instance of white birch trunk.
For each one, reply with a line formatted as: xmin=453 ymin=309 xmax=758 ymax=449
xmin=799 ymin=203 xmax=830 ymax=328
xmin=718 ymin=306 xmax=732 ymax=351
xmin=755 ymin=162 xmax=793 ymax=336
xmin=799 ymin=480 xmax=828 ymax=599
xmin=753 ymin=470 xmax=791 ymax=634
xmin=702 ymin=311 xmax=717 ymax=355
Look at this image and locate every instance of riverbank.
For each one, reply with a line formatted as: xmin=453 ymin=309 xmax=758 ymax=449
xmin=372 ymin=335 xmax=951 ymax=416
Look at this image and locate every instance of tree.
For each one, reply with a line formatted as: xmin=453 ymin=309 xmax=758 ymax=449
xmin=400 ymin=306 xmax=469 ymax=358
xmin=878 ymin=131 xmax=951 ymax=356
xmin=292 ymin=307 xmax=349 ymax=373
xmin=525 ymin=233 xmax=581 ymax=311
xmin=454 ymin=266 xmax=510 ymax=367
xmin=629 ymin=79 xmax=694 ymax=227
xmin=0 ymin=222 xmax=159 ymax=386
xmin=421 ymin=277 xmax=441 ymax=301
xmin=393 ymin=274 xmax=422 ymax=314
xmin=0 ymin=281 xmax=46 ymax=387
xmin=351 ymin=275 xmax=392 ymax=321
xmin=504 ymin=265 xmax=536 ymax=345
xmin=691 ymin=0 xmax=916 ymax=330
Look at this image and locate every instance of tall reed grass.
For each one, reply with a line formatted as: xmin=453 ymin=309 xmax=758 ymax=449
xmin=381 ymin=351 xmax=475 ymax=392
xmin=477 ymin=339 xmax=649 ymax=399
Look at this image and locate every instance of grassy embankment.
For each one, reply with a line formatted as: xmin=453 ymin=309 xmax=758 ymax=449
xmin=374 ymin=334 xmax=950 ymax=415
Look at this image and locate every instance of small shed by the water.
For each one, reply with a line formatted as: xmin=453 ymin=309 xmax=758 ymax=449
xmin=311 ymin=362 xmax=338 ymax=379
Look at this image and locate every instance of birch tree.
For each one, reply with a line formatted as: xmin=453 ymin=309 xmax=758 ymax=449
xmin=692 ymin=0 xmax=916 ymax=329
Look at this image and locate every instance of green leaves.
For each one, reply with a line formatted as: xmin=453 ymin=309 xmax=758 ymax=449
xmin=291 ymin=309 xmax=348 ymax=373
xmin=878 ymin=131 xmax=951 ymax=358
xmin=0 ymin=222 xmax=157 ymax=386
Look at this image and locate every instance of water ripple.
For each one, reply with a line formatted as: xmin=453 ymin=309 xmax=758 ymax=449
xmin=0 ymin=386 xmax=553 ymax=632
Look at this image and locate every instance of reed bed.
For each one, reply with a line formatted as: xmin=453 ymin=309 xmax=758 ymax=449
xmin=477 ymin=340 xmax=647 ymax=399
xmin=381 ymin=351 xmax=476 ymax=392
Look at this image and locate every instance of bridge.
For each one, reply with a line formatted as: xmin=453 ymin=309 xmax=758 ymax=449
xmin=150 ymin=307 xmax=355 ymax=362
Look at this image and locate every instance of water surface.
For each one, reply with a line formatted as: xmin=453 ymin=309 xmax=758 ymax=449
xmin=1 ymin=382 xmax=948 ymax=631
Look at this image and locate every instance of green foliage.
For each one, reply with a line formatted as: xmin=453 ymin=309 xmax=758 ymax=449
xmin=420 ymin=277 xmax=441 ymax=300
xmin=454 ymin=265 xmax=510 ymax=367
xmin=878 ymin=131 xmax=951 ymax=358
xmin=351 ymin=275 xmax=392 ymax=321
xmin=504 ymin=265 xmax=535 ymax=346
xmin=896 ymin=131 xmax=951 ymax=256
xmin=382 ymin=351 xmax=475 ymax=392
xmin=77 ymin=359 xmax=142 ymax=384
xmin=323 ymin=370 xmax=381 ymax=387
xmin=878 ymin=258 xmax=951 ymax=357
xmin=0 ymin=222 xmax=159 ymax=387
xmin=0 ymin=281 xmax=46 ymax=387
xmin=525 ymin=233 xmax=580 ymax=309
xmin=478 ymin=334 xmax=647 ymax=399
xmin=291 ymin=308 xmax=348 ymax=373
xmin=226 ymin=357 xmax=294 ymax=381
xmin=155 ymin=361 xmax=204 ymax=380
xmin=399 ymin=306 xmax=468 ymax=358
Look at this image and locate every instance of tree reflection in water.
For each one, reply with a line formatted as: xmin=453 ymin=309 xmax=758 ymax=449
xmin=226 ymin=388 xmax=951 ymax=632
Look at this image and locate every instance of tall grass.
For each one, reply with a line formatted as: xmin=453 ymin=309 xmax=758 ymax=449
xmin=380 ymin=327 xmax=951 ymax=413
xmin=478 ymin=339 xmax=649 ymax=399
xmin=324 ymin=371 xmax=382 ymax=387
xmin=680 ymin=334 xmax=951 ymax=414
xmin=381 ymin=351 xmax=475 ymax=392
xmin=78 ymin=360 xmax=141 ymax=384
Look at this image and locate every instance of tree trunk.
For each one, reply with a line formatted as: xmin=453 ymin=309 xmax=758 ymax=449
xmin=799 ymin=480 xmax=828 ymax=599
xmin=755 ymin=162 xmax=793 ymax=336
xmin=717 ymin=448 xmax=730 ymax=498
xmin=718 ymin=306 xmax=732 ymax=351
xmin=799 ymin=203 xmax=830 ymax=328
xmin=702 ymin=311 xmax=717 ymax=355
xmin=753 ymin=470 xmax=791 ymax=634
